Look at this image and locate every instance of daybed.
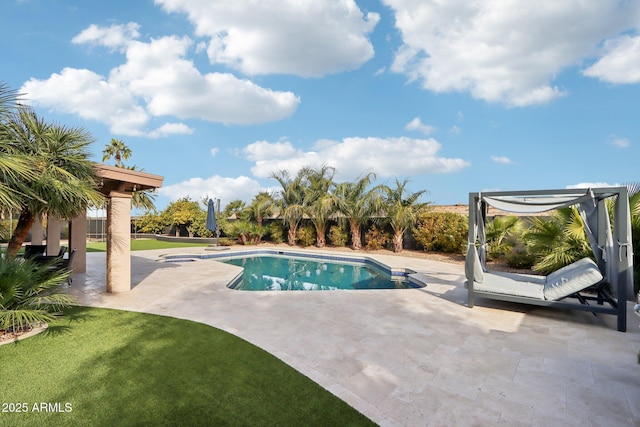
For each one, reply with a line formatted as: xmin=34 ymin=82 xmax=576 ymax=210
xmin=465 ymin=187 xmax=633 ymax=332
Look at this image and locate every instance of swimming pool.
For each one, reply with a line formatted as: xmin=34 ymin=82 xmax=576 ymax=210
xmin=223 ymin=255 xmax=420 ymax=291
xmin=161 ymin=249 xmax=426 ymax=291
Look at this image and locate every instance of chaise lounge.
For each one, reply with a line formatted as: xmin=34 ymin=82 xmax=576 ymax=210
xmin=465 ymin=187 xmax=634 ymax=332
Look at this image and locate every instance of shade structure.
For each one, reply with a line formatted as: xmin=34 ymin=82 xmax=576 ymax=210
xmin=206 ymin=199 xmax=217 ymax=234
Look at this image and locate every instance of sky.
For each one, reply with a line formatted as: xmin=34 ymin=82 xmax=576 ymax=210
xmin=3 ymin=0 xmax=640 ymax=212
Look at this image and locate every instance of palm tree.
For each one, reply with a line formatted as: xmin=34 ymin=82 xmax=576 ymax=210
xmin=0 ymin=256 xmax=76 ymax=332
xmin=334 ymin=173 xmax=381 ymax=250
xmin=302 ymin=165 xmax=337 ymax=247
xmin=381 ymin=178 xmax=428 ymax=253
xmin=102 ymin=138 xmax=132 ymax=167
xmin=486 ymin=215 xmax=522 ymax=260
xmin=248 ymin=192 xmax=276 ymax=227
xmin=0 ymin=83 xmax=35 ymax=210
xmin=271 ymin=169 xmax=306 ymax=246
xmin=523 ymin=207 xmax=592 ymax=274
xmin=3 ymin=106 xmax=103 ymax=258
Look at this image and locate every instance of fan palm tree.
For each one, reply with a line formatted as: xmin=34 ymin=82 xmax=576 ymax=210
xmin=0 ymin=255 xmax=76 ymax=332
xmin=102 ymin=138 xmax=132 ymax=167
xmin=381 ymin=178 xmax=428 ymax=253
xmin=334 ymin=173 xmax=382 ymax=250
xmin=523 ymin=207 xmax=592 ymax=274
xmin=0 ymin=83 xmax=35 ymax=210
xmin=3 ymin=106 xmax=103 ymax=258
xmin=271 ymin=169 xmax=306 ymax=246
xmin=302 ymin=165 xmax=337 ymax=247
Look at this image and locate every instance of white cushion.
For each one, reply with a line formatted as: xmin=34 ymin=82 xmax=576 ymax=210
xmin=474 ymin=271 xmax=545 ymax=299
xmin=543 ymin=258 xmax=604 ymax=301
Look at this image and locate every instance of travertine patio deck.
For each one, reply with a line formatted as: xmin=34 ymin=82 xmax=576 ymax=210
xmin=66 ymin=247 xmax=640 ymax=426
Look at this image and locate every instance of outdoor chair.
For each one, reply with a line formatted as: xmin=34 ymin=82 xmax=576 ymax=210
xmin=24 ymin=244 xmax=47 ymax=259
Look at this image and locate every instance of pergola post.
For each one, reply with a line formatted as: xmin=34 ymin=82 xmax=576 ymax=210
xmin=106 ymin=191 xmax=132 ymax=293
xmin=46 ymin=215 xmax=62 ymax=256
xmin=31 ymin=214 xmax=44 ymax=245
xmin=69 ymin=212 xmax=87 ymax=273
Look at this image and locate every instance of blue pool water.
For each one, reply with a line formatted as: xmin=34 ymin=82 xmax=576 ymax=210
xmin=223 ymin=255 xmax=418 ymax=291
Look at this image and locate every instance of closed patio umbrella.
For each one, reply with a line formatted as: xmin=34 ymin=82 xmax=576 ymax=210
xmin=206 ymin=198 xmax=217 ymax=234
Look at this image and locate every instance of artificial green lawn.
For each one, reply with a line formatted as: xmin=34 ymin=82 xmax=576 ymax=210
xmin=86 ymin=239 xmax=210 ymax=252
xmin=0 ymin=307 xmax=375 ymax=427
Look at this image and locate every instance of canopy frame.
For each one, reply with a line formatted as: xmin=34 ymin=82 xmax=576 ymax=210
xmin=465 ymin=187 xmax=633 ymax=332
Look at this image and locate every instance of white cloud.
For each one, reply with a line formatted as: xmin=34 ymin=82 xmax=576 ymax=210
xmin=242 ymin=136 xmax=470 ymax=180
xmin=405 ymin=117 xmax=435 ymax=135
xmin=566 ymin=182 xmax=618 ymax=190
xmin=491 ymin=156 xmax=513 ymax=164
xmin=71 ymin=22 xmax=140 ymax=51
xmin=609 ymin=136 xmax=631 ymax=148
xmin=583 ymin=35 xmax=640 ymax=84
xmin=384 ymin=0 xmax=640 ymax=106
xmin=210 ymin=147 xmax=219 ymax=157
xmin=21 ymin=26 xmax=300 ymax=135
xmin=155 ymin=0 xmax=379 ymax=77
xmin=147 ymin=122 xmax=193 ymax=138
xmin=449 ymin=125 xmax=462 ymax=135
xmin=158 ymin=175 xmax=264 ymax=207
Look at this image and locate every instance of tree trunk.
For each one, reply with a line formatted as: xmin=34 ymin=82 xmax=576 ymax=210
xmin=393 ymin=231 xmax=404 ymax=253
xmin=287 ymin=226 xmax=297 ymax=246
xmin=175 ymin=225 xmax=180 ymax=237
xmin=350 ymin=219 xmax=361 ymax=250
xmin=6 ymin=209 xmax=35 ymax=258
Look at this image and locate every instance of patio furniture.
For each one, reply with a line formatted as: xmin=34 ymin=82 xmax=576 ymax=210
xmin=466 ymin=187 xmax=633 ymax=332
xmin=24 ymin=244 xmax=47 ymax=259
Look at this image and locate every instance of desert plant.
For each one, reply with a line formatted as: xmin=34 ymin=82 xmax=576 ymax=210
xmin=485 ymin=215 xmax=522 ymax=260
xmin=365 ymin=225 xmax=390 ymax=250
xmin=333 ymin=173 xmax=382 ymax=250
xmin=328 ymin=224 xmax=349 ymax=247
xmin=0 ymin=255 xmax=75 ymax=333
xmin=225 ymin=220 xmax=265 ymax=245
xmin=381 ymin=179 xmax=428 ymax=252
xmin=413 ymin=210 xmax=467 ymax=253
xmin=297 ymin=224 xmax=316 ymax=247
xmin=267 ymin=222 xmax=285 ymax=244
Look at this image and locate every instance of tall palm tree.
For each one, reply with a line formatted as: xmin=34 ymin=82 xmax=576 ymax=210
xmin=381 ymin=178 xmax=428 ymax=253
xmin=271 ymin=169 xmax=306 ymax=246
xmin=3 ymin=106 xmax=103 ymax=258
xmin=102 ymin=138 xmax=132 ymax=167
xmin=334 ymin=173 xmax=381 ymax=250
xmin=302 ymin=165 xmax=337 ymax=247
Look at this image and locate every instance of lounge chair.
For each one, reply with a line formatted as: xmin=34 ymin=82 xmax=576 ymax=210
xmin=466 ymin=257 xmax=618 ymax=312
xmin=466 ymin=187 xmax=633 ymax=332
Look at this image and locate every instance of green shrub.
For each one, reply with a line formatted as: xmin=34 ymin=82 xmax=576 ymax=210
xmin=297 ymin=225 xmax=316 ymax=247
xmin=365 ymin=225 xmax=389 ymax=250
xmin=413 ymin=211 xmax=467 ymax=254
xmin=328 ymin=225 xmax=348 ymax=247
xmin=505 ymin=247 xmax=536 ymax=269
xmin=267 ymin=222 xmax=285 ymax=244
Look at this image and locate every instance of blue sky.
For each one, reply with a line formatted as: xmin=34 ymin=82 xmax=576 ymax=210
xmin=3 ymin=0 xmax=640 ymax=211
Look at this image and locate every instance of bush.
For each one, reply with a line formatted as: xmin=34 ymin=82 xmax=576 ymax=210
xmin=328 ymin=225 xmax=348 ymax=247
xmin=267 ymin=222 xmax=285 ymax=244
xmin=505 ymin=247 xmax=536 ymax=269
xmin=297 ymin=225 xmax=316 ymax=247
xmin=413 ymin=211 xmax=467 ymax=254
xmin=365 ymin=225 xmax=389 ymax=250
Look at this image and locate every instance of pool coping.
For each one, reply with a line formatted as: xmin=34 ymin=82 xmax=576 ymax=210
xmin=158 ymin=248 xmax=429 ymax=288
